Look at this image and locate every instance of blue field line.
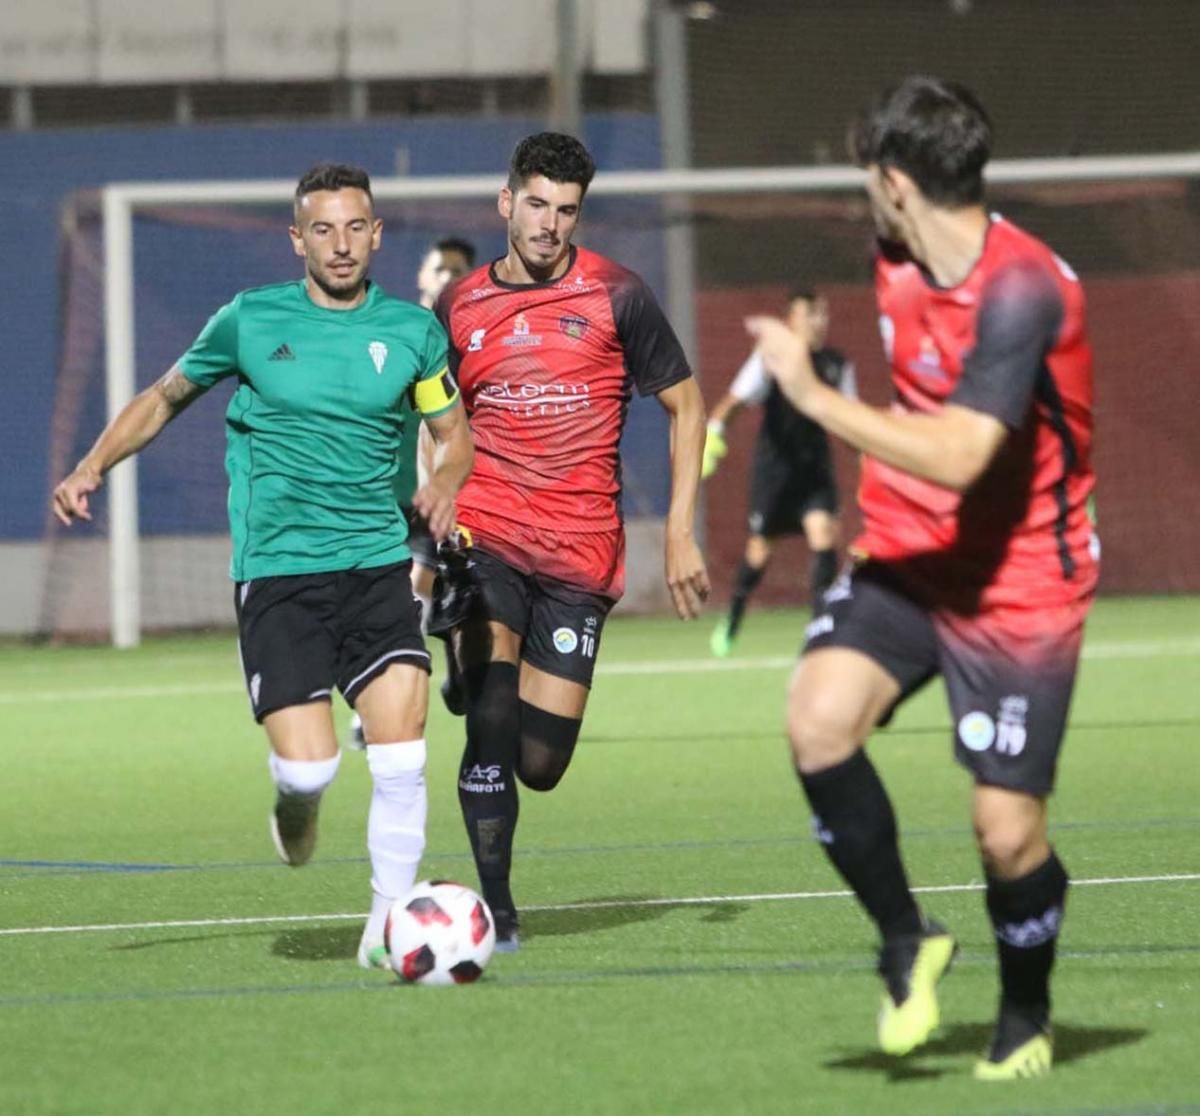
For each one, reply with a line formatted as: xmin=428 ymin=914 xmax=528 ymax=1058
xmin=0 ymin=955 xmax=878 ymax=1009
xmin=0 ymin=859 xmax=188 ymax=874
xmin=2 ymin=814 xmax=1198 ymax=880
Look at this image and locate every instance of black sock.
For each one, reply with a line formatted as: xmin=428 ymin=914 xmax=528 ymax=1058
xmin=799 ymin=750 xmax=922 ymax=940
xmin=809 ymin=548 xmax=838 ymax=612
xmin=443 ymin=640 xmax=461 ymax=694
xmin=727 ymin=560 xmax=765 ymax=637
xmin=986 ymin=850 xmax=1069 ymax=1028
xmin=458 ymin=662 xmax=521 ymax=915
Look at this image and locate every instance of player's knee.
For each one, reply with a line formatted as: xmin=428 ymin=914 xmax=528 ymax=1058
xmin=517 ymin=702 xmax=581 ymax=792
xmin=786 ymin=683 xmax=859 ymax=773
xmin=974 ymin=814 xmax=1047 ymax=878
xmin=268 ymin=751 xmax=341 ymax=797
xmin=361 ymin=709 xmax=426 ymax=745
xmin=745 ymin=535 xmax=771 ymax=567
xmin=517 ymin=752 xmax=568 ymax=792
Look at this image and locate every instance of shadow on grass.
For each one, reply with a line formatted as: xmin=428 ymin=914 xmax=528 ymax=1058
xmin=264 ymin=896 xmax=752 ymax=958
xmin=113 ymin=929 xmax=279 ymax=952
xmin=104 ymin=896 xmax=747 ymax=964
xmin=524 ymin=898 xmax=750 ymax=939
xmin=271 ymin=925 xmax=360 ymax=961
xmin=824 ymin=1021 xmax=1148 ymax=1082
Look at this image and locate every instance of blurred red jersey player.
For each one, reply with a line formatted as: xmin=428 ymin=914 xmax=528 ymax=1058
xmin=435 ymin=132 xmax=710 ymax=949
xmin=749 ymin=76 xmax=1097 ymax=1078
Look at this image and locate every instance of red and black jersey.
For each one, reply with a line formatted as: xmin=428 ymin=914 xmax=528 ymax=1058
xmin=435 ymin=245 xmax=691 ymax=593
xmin=856 ymin=216 xmax=1098 ymax=610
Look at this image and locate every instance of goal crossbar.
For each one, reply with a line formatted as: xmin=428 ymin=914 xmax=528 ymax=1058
xmin=100 ymin=152 xmax=1200 ymax=646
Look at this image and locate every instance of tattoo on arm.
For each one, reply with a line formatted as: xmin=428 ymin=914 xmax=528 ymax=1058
xmin=155 ymin=367 xmax=203 ymax=413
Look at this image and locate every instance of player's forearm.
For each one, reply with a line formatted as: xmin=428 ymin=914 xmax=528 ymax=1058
xmin=804 ymin=386 xmax=996 ymax=492
xmin=77 ymin=386 xmax=176 ymax=477
xmin=429 ymin=422 xmax=474 ymax=495
xmin=665 ymin=392 xmax=706 ymax=536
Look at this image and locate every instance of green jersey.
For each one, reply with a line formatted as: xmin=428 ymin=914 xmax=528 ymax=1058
xmin=178 ymin=280 xmax=455 ymax=581
xmin=393 ymin=404 xmax=422 ymax=509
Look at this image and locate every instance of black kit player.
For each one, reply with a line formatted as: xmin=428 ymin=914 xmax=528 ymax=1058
xmin=748 ymin=77 xmax=1098 ymax=1078
xmin=703 ymin=288 xmax=857 ymax=655
xmin=52 ymin=164 xmax=474 ymax=972
xmin=434 ymin=132 xmax=710 ymax=949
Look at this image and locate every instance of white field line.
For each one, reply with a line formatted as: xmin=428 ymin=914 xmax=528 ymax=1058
xmin=1 ymin=872 xmax=1195 ymax=939
xmin=2 ymin=636 xmax=1199 ymax=706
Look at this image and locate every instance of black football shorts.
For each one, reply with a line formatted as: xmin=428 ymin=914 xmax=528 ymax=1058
xmin=803 ymin=560 xmax=1085 ymax=796
xmin=748 ymin=445 xmax=838 ymax=537
xmin=234 ymin=561 xmax=430 ymax=722
xmin=465 ymin=547 xmax=615 ymax=687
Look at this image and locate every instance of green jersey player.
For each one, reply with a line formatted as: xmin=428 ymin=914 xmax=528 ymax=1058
xmin=52 ymin=163 xmax=474 ymax=971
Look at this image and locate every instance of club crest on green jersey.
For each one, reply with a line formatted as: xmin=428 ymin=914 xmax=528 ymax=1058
xmin=368 ymin=340 xmax=388 ymax=374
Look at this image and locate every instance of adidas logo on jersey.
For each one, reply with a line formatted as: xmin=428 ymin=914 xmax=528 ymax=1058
xmin=268 ymin=343 xmax=296 ymax=361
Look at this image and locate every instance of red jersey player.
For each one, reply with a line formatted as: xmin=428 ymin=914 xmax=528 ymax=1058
xmin=435 ymin=133 xmax=709 ymax=949
xmin=749 ymin=77 xmax=1097 ymax=1079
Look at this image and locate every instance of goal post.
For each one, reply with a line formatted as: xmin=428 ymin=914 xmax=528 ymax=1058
xmin=84 ymin=151 xmax=1200 ymax=645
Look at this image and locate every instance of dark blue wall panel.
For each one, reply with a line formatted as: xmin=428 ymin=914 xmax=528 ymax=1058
xmin=2 ymin=113 xmax=668 ymax=541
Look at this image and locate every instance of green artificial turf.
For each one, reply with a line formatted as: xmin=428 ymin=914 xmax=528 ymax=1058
xmin=1 ymin=596 xmax=1198 ymax=1115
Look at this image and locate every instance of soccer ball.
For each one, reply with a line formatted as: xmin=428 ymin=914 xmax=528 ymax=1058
xmin=384 ymin=880 xmax=496 ymax=985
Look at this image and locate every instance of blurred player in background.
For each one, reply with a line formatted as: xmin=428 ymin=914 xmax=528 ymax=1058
xmin=436 ymin=132 xmax=710 ymax=949
xmin=52 ymin=163 xmax=474 ymax=973
xmin=348 ymin=236 xmax=476 ymax=747
xmin=702 ymin=288 xmax=856 ymax=656
xmin=749 ymin=76 xmax=1097 ymax=1078
xmin=407 ymin=237 xmax=478 ymax=607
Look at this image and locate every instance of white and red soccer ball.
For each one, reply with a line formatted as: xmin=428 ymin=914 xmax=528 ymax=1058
xmin=384 ymin=880 xmax=496 ymax=985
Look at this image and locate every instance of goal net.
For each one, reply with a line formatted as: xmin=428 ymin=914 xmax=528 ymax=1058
xmin=38 ymin=157 xmax=1200 ymax=643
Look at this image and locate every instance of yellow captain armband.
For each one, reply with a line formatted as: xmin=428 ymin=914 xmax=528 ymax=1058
xmin=413 ymin=366 xmax=459 ymax=417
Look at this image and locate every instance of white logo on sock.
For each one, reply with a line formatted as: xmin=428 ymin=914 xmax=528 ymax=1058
xmin=459 ymin=764 xmax=505 ymax=793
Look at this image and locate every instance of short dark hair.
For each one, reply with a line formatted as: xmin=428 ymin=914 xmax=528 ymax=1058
xmin=295 ymin=162 xmax=373 ymax=205
xmin=433 ymin=236 xmax=477 ymax=265
xmin=507 ymin=132 xmax=596 ymax=196
xmin=850 ymin=75 xmax=992 ymax=206
xmin=787 ymin=286 xmax=819 ymax=307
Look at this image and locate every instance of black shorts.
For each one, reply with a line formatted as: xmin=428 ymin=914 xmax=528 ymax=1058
xmin=748 ymin=446 xmax=838 ymax=537
xmin=404 ymin=506 xmax=438 ymax=571
xmin=803 ymin=561 xmax=1084 ymax=796
xmin=465 ymin=547 xmax=614 ymax=687
xmin=234 ymin=561 xmax=430 ymax=723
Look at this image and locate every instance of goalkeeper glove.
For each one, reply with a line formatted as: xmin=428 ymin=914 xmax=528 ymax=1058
xmin=701 ymin=422 xmax=728 ymax=479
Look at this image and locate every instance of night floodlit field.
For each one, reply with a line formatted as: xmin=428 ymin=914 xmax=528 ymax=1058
xmin=2 ymin=597 xmax=1198 ymax=1116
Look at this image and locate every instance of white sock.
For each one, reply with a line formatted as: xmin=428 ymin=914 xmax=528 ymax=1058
xmin=364 ymin=739 xmax=428 ymax=943
xmin=268 ymin=752 xmax=341 ymax=796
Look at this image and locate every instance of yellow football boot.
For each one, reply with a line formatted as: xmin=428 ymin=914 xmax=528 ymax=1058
xmin=974 ymin=1031 xmax=1053 ymax=1080
xmin=876 ymin=921 xmax=958 ymax=1055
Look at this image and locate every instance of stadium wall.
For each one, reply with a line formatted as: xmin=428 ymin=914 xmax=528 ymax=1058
xmin=699 ymin=272 xmax=1200 ymax=606
xmin=0 ymin=111 xmax=661 ymax=545
xmin=0 ymin=112 xmax=674 ymax=636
